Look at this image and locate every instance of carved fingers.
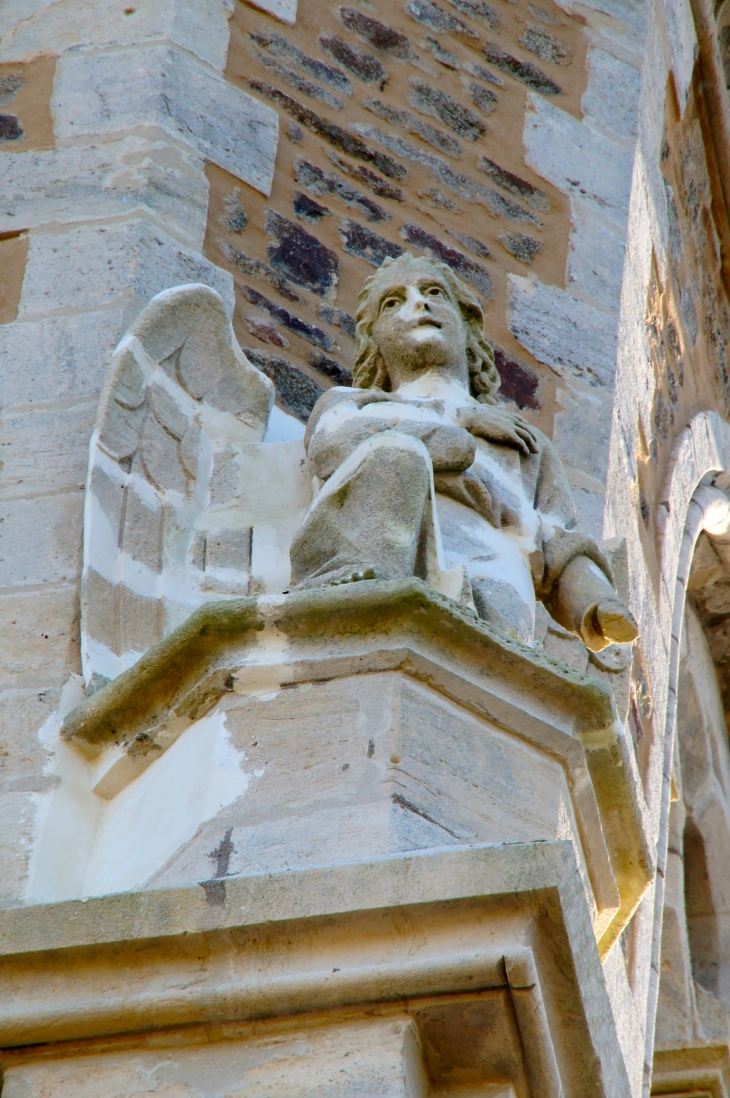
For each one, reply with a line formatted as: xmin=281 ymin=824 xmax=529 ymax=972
xmin=456 ymin=405 xmax=539 ymax=455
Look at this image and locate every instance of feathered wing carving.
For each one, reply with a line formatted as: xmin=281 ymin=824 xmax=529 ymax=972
xmin=81 ymin=283 xmax=304 ymax=690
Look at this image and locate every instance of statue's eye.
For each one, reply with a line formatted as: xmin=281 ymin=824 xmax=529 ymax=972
xmin=427 ymin=286 xmax=444 ymax=298
xmin=382 ymin=297 xmax=400 ymax=311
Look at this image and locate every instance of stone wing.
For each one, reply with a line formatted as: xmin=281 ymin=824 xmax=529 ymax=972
xmin=81 ymin=283 xmax=275 ymax=691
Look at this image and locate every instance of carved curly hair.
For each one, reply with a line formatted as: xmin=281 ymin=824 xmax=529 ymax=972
xmin=352 ymin=252 xmax=500 ymax=404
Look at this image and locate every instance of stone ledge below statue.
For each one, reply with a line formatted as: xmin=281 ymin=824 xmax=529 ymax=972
xmin=0 ymin=842 xmax=630 ymax=1098
xmin=49 ymin=579 xmax=651 ymax=956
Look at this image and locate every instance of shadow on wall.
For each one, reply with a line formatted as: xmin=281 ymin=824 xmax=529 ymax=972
xmin=684 ymin=818 xmax=720 ymax=997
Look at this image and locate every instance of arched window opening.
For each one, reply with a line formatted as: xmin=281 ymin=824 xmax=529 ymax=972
xmin=683 ymin=819 xmax=720 ymax=996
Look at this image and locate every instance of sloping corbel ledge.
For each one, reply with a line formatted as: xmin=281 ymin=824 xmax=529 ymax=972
xmin=61 ymin=578 xmax=653 ymax=956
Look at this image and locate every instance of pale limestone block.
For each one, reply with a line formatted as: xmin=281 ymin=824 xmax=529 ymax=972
xmin=570 ymin=485 xmax=606 ymax=541
xmin=19 ymin=221 xmax=234 ymax=320
xmin=553 ymin=382 xmax=613 ymax=484
xmin=662 ymin=0 xmax=698 ymax=114
xmin=568 ymin=197 xmax=626 ymax=311
xmin=0 ymin=791 xmax=38 ymax=905
xmin=0 ymin=0 xmax=233 ymax=69
xmin=0 ymin=690 xmax=60 ymax=778
xmin=0 ymin=493 xmax=83 ymax=589
xmin=242 ymin=0 xmax=298 ymax=26
xmin=582 ymin=48 xmax=641 ymax=141
xmin=53 ymin=46 xmax=279 ymax=196
xmin=508 ymin=273 xmax=619 ymax=389
xmin=0 ymin=311 xmax=124 ymax=406
xmin=0 ymin=401 xmax=96 ymax=500
xmin=0 ymin=137 xmax=209 ymax=249
xmin=0 ymin=587 xmax=80 ymax=692
xmin=524 ymin=93 xmax=633 ymax=217
xmin=1 ymin=1017 xmax=420 ymax=1098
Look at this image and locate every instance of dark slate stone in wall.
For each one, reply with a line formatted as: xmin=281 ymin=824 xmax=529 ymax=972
xmin=294 ymin=157 xmax=391 ymax=222
xmin=325 ymin=150 xmax=404 ymax=200
xmin=319 ymin=34 xmax=389 ymax=86
xmin=339 ymin=218 xmax=406 ymax=266
xmin=363 ymin=97 xmax=462 ymax=157
xmin=293 ymin=191 xmax=330 ymax=222
xmin=252 ymin=53 xmax=346 ymax=110
xmin=0 ymin=114 xmax=23 ymax=141
xmin=265 ymin=208 xmax=340 ymax=296
xmin=481 ymin=43 xmax=562 ymax=94
xmin=405 ymin=0 xmax=480 ymax=39
xmin=477 ymin=156 xmax=549 ymax=210
xmin=408 ymin=78 xmax=486 ymax=140
xmin=220 ymin=242 xmax=301 ymax=302
xmin=241 ymin=284 xmax=335 ymax=350
xmin=308 ymin=349 xmax=353 ymax=385
xmin=519 ymin=26 xmax=571 ymax=65
xmin=500 ymin=231 xmax=543 ymax=263
xmin=338 ymin=8 xmax=416 ymax=59
xmin=247 ymin=80 xmax=408 ymax=180
xmin=445 ymin=0 xmax=498 ymax=29
xmin=319 ymin=303 xmax=357 ymax=340
xmin=251 ymin=30 xmax=352 ymax=92
xmin=493 ymin=346 xmax=541 ymax=409
xmin=399 ymin=223 xmax=493 ymax=297
xmin=246 ymin=349 xmax=324 ymax=421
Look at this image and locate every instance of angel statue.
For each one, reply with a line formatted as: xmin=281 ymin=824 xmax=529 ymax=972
xmin=289 ymin=252 xmax=638 ymax=651
xmin=81 ymin=258 xmax=635 ymax=693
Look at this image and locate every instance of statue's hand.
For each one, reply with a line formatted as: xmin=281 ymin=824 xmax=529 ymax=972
xmin=457 ymin=405 xmax=539 ymax=456
xmin=594 ymin=598 xmax=639 ymax=644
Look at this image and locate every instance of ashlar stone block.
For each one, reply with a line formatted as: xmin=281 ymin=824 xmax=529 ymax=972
xmin=19 ymin=220 xmax=234 ymax=320
xmin=0 ymin=136 xmax=209 ymax=248
xmin=0 ymin=0 xmax=234 ymax=69
xmin=0 ymin=310 xmax=124 ymax=407
xmin=0 ymin=400 xmax=96 ymax=500
xmin=0 ymin=493 xmax=83 ymax=589
xmin=53 ymin=46 xmax=279 ymax=196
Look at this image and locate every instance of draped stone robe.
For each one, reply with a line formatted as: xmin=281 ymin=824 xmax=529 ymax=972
xmin=290 ymin=386 xmax=614 ymax=646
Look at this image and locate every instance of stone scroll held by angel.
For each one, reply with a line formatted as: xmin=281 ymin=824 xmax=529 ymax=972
xmin=81 ymin=253 xmax=636 ymax=691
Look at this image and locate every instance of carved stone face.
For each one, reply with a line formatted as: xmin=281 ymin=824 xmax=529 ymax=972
xmin=370 ymin=263 xmax=470 ymax=390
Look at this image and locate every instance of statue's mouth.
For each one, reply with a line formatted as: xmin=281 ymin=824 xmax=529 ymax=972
xmin=414 ymin=317 xmax=442 ymax=329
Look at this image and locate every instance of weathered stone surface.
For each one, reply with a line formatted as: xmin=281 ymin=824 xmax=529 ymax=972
xmin=264 ymin=208 xmax=340 ymax=296
xmin=54 ymin=46 xmax=279 ymax=196
xmin=319 ymin=303 xmax=356 ymax=339
xmin=308 ymin=349 xmax=353 ymax=385
xmin=247 ymin=80 xmax=406 ymax=180
xmin=0 ymin=586 xmax=80 ymax=691
xmin=0 ymin=312 xmax=124 ymax=406
xmin=408 ymin=78 xmax=486 ymax=140
xmin=364 ymin=97 xmax=462 ymax=157
xmin=294 ymin=158 xmax=389 ymax=222
xmin=240 ymin=285 xmax=334 ymax=349
xmin=339 ymin=217 xmax=405 ymax=266
xmin=251 ymin=31 xmax=351 ymax=94
xmin=219 ymin=241 xmax=300 ymax=302
xmin=0 ymin=114 xmax=22 ymax=141
xmin=250 ymin=51 xmax=346 ymax=110
xmin=319 ymin=35 xmax=389 ymax=85
xmin=0 ymin=401 xmax=96 ymax=499
xmin=324 ymin=149 xmax=404 ymax=200
xmin=476 ymin=155 xmax=549 ymax=210
xmin=508 ymin=274 xmax=618 ymax=388
xmin=482 ymin=43 xmax=561 ymax=93
xmin=245 ymin=349 xmax=324 ymax=420
xmin=582 ymin=49 xmax=641 ymax=140
xmin=244 ymin=0 xmax=298 ymax=26
xmin=553 ymin=382 xmax=613 ymax=483
xmin=292 ymin=191 xmax=330 ymax=222
xmin=0 ymin=493 xmax=84 ymax=589
xmin=0 ymin=136 xmax=210 ymax=245
xmin=406 ymin=0 xmax=480 ymax=39
xmin=499 ymin=231 xmax=542 ymax=263
xmin=20 ymin=221 xmax=234 ymax=319
xmin=399 ymin=223 xmax=493 ymax=296
xmin=493 ymin=346 xmax=541 ymax=409
xmin=338 ymin=7 xmax=416 ymax=59
xmin=567 ymin=198 xmax=626 ymax=310
xmin=520 ymin=25 xmax=572 ymax=64
xmin=353 ymin=123 xmax=540 ymax=224
xmin=446 ymin=0 xmax=498 ymax=28
xmin=0 ymin=0 xmax=233 ymax=68
xmin=524 ymin=93 xmax=632 ymax=215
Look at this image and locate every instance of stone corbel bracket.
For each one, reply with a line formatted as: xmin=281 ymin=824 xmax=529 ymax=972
xmin=62 ymin=578 xmax=653 ymax=956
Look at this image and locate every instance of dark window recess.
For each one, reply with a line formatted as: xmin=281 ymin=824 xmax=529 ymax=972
xmin=246 ymin=349 xmax=324 ymax=422
xmin=240 ymin=285 xmax=334 ymax=351
xmin=264 ymin=208 xmax=339 ymax=297
xmin=399 ymin=223 xmax=493 ymax=298
xmin=339 ymin=218 xmax=405 ymax=267
xmin=338 ymin=7 xmax=416 ymax=58
xmin=319 ymin=34 xmax=389 ymax=86
xmin=481 ymin=43 xmax=562 ymax=94
xmin=493 ymin=347 xmax=541 ymax=409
